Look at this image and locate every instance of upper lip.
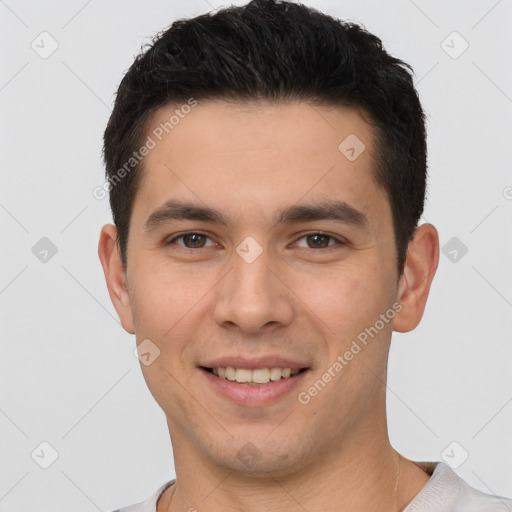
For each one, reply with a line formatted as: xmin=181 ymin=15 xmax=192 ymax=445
xmin=200 ymin=356 xmax=310 ymax=370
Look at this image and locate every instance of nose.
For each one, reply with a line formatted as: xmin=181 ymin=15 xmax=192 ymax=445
xmin=213 ymin=244 xmax=294 ymax=334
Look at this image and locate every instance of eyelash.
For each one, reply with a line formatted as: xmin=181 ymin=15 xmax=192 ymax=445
xmin=165 ymin=231 xmax=346 ymax=251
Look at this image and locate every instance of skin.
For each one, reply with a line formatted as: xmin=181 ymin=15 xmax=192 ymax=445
xmin=99 ymin=100 xmax=439 ymax=512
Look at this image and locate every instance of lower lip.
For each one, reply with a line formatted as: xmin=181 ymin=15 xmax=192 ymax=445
xmin=200 ymin=368 xmax=309 ymax=406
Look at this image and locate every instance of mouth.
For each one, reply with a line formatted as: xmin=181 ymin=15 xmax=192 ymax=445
xmin=201 ymin=366 xmax=308 ymax=385
xmin=200 ymin=365 xmax=310 ymax=406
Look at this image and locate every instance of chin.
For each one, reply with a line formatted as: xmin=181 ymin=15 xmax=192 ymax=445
xmin=206 ymin=434 xmax=308 ymax=478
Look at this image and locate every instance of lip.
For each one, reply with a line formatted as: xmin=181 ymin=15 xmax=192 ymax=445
xmin=200 ymin=366 xmax=310 ymax=406
xmin=200 ymin=356 xmax=309 ymax=370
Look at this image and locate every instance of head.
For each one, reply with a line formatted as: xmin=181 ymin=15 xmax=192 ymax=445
xmin=99 ymin=0 xmax=438 ymax=477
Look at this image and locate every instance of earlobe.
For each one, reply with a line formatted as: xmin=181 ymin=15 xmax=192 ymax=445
xmin=98 ymin=224 xmax=135 ymax=334
xmin=393 ymin=223 xmax=439 ymax=333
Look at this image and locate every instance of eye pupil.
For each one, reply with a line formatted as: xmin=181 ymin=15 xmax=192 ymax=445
xmin=308 ymin=234 xmax=329 ymax=248
xmin=184 ymin=233 xmax=205 ymax=248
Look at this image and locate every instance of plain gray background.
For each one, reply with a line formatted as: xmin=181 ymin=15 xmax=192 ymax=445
xmin=1 ymin=0 xmax=511 ymax=510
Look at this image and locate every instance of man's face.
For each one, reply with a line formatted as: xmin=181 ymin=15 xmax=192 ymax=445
xmin=121 ymin=100 xmax=402 ymax=474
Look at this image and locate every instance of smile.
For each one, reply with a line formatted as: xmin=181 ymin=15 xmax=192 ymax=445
xmin=200 ymin=366 xmax=310 ymax=406
xmin=204 ymin=366 xmax=305 ymax=385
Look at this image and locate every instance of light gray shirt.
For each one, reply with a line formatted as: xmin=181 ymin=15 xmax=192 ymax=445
xmin=111 ymin=461 xmax=512 ymax=512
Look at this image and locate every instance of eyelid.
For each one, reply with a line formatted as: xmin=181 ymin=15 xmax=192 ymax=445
xmin=292 ymin=231 xmax=347 ymax=249
xmin=166 ymin=231 xmax=218 ymax=248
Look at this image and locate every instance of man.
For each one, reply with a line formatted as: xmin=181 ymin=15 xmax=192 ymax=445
xmin=98 ymin=1 xmax=512 ymax=511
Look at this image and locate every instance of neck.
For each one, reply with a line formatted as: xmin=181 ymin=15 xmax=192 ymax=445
xmin=159 ymin=414 xmax=427 ymax=512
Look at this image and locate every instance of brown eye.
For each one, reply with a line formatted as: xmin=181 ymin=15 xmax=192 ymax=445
xmin=293 ymin=232 xmax=346 ymax=250
xmin=306 ymin=234 xmax=331 ymax=248
xmin=167 ymin=232 xmax=216 ymax=249
xmin=182 ymin=233 xmax=207 ymax=248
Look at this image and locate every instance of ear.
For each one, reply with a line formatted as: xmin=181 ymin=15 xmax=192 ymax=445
xmin=98 ymin=224 xmax=135 ymax=334
xmin=393 ymin=223 xmax=439 ymax=332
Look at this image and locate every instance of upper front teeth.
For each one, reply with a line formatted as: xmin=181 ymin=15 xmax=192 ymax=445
xmin=212 ymin=367 xmax=300 ymax=383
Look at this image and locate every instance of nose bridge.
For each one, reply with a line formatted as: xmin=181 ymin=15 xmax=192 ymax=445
xmin=213 ymin=238 xmax=294 ymax=332
xmin=233 ymin=244 xmax=272 ymax=295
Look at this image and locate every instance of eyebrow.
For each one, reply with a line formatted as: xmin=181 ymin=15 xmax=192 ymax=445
xmin=143 ymin=199 xmax=368 ymax=232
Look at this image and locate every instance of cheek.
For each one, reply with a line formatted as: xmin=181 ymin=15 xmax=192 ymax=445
xmin=130 ymin=264 xmax=209 ymax=413
xmin=295 ymin=266 xmax=394 ymax=417
xmin=129 ymin=260 xmax=216 ymax=336
xmin=296 ymin=261 xmax=391 ymax=340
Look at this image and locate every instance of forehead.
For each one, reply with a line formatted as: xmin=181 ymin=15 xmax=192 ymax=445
xmin=132 ymin=100 xmax=388 ymax=228
xmin=144 ymin=99 xmax=376 ymax=166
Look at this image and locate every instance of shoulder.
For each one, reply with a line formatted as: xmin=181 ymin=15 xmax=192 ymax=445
xmin=405 ymin=461 xmax=512 ymax=512
xmin=108 ymin=479 xmax=175 ymax=512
